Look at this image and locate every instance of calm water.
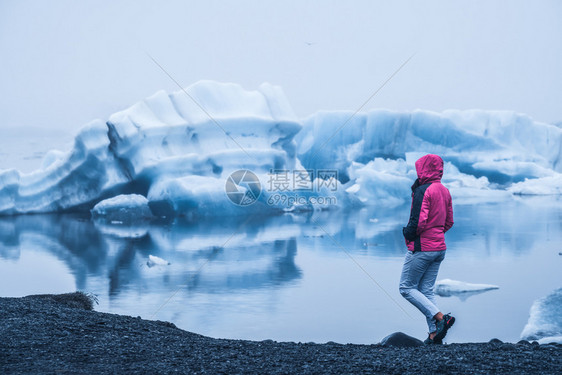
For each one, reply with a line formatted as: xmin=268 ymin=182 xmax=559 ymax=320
xmin=1 ymin=198 xmax=561 ymax=344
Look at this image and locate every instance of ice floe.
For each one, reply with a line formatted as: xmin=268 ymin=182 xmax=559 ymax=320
xmin=435 ymin=278 xmax=499 ymax=300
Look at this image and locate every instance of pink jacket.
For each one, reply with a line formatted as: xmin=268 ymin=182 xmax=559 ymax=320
xmin=402 ymin=154 xmax=454 ymax=252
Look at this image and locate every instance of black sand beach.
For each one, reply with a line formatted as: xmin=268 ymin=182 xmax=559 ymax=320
xmin=1 ymin=293 xmax=560 ymax=374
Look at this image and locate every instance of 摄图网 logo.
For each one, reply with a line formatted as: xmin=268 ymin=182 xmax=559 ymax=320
xmin=225 ymin=169 xmax=262 ymax=206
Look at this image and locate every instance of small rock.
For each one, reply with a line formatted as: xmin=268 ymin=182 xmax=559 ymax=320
xmin=489 ymin=338 xmax=503 ymax=345
xmin=380 ymin=332 xmax=423 ymax=347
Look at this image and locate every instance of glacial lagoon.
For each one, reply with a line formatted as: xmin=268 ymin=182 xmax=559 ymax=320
xmin=1 ymin=199 xmax=560 ymax=344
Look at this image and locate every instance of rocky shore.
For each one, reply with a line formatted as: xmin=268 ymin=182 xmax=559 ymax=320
xmin=1 ymin=293 xmax=560 ymax=374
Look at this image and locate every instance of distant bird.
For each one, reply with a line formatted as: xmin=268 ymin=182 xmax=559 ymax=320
xmin=305 ymin=41 xmax=316 ymax=46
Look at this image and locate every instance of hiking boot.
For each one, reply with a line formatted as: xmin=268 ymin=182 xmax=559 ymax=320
xmin=424 ymin=335 xmax=443 ymax=345
xmin=434 ymin=314 xmax=455 ymax=342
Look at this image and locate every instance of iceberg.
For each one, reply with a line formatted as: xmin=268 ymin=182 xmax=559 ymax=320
xmin=0 ymin=80 xmax=561 ymax=217
xmin=521 ymin=288 xmax=562 ymax=344
xmin=434 ymin=279 xmax=499 ymax=300
xmin=296 ymin=109 xmax=562 ymax=190
xmin=0 ymin=81 xmax=302 ymax=216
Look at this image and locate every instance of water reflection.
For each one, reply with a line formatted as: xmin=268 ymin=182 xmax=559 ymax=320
xmin=0 ymin=214 xmax=309 ymax=297
xmin=0 ymin=214 xmax=107 ymax=289
xmin=1 ymin=199 xmax=559 ymax=298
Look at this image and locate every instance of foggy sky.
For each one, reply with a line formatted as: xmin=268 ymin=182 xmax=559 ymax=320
xmin=1 ymin=0 xmax=561 ymax=135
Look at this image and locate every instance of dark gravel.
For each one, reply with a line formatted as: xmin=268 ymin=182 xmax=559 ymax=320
xmin=1 ymin=293 xmax=561 ymax=374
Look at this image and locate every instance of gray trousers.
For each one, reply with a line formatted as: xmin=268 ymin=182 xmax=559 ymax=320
xmin=399 ymin=250 xmax=445 ymax=333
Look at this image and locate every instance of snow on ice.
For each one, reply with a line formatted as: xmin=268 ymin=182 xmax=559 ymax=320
xmin=0 ymin=80 xmax=561 ymax=217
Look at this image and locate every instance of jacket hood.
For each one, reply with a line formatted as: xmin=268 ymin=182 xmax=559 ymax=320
xmin=415 ymin=154 xmax=444 ymax=184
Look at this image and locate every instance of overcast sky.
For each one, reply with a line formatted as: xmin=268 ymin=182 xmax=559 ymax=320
xmin=1 ymin=0 xmax=561 ymax=136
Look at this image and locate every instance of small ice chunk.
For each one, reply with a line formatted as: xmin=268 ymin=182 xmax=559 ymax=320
xmin=435 ymin=278 xmax=499 ymax=298
xmin=91 ymin=194 xmax=153 ymax=223
xmin=508 ymin=174 xmax=562 ymax=195
xmin=147 ymin=255 xmax=170 ymax=267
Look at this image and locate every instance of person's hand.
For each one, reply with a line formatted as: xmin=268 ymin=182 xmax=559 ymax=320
xmin=411 ymin=178 xmax=420 ymax=192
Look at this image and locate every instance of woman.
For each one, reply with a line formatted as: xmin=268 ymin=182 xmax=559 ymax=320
xmin=399 ymin=154 xmax=455 ymax=344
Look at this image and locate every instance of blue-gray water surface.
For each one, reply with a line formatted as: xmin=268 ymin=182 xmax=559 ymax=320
xmin=1 ymin=198 xmax=561 ymax=344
